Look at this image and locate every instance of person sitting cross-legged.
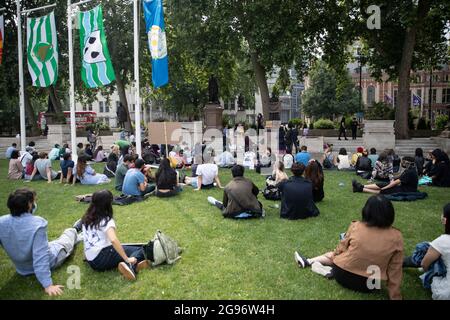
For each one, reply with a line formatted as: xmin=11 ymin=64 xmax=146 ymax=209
xmin=115 ymin=154 xmax=132 ymax=191
xmin=29 ymin=152 xmax=60 ymax=183
xmin=352 ymin=156 xmax=418 ymax=195
xmin=74 ymin=156 xmax=111 ymax=186
xmin=294 ymin=195 xmax=404 ymax=300
xmin=278 ymin=163 xmax=320 ymax=220
xmin=207 ymin=165 xmax=264 ymax=219
xmin=122 ymin=159 xmax=156 ymax=198
xmin=184 ymin=157 xmax=223 ymax=191
xmin=154 ymin=158 xmax=182 ymax=198
xmin=0 ymin=188 xmax=82 ymax=296
xmin=295 ymin=145 xmax=311 ymax=166
xmin=60 ymin=153 xmax=75 ymax=184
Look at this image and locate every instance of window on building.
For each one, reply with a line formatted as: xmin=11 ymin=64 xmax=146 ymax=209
xmin=445 ymin=74 xmax=450 ymax=83
xmin=133 ymin=104 xmax=135 ymax=112
xmin=417 ymin=89 xmax=422 ymax=98
xmin=99 ymin=101 xmax=104 ymax=113
xmin=105 ymin=104 xmax=110 ymax=113
xmin=432 ymin=75 xmax=439 ymax=82
xmin=432 ymin=89 xmax=437 ymax=103
xmin=82 ymin=105 xmax=87 ymax=111
xmin=367 ymin=86 xmax=375 ymax=106
xmin=443 ymin=88 xmax=450 ymax=104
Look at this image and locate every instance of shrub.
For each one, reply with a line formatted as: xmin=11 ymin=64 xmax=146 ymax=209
xmin=309 ymin=122 xmax=314 ymax=129
xmin=435 ymin=115 xmax=449 ymax=131
xmin=289 ymin=118 xmax=303 ymax=128
xmin=314 ymin=118 xmax=335 ymax=129
xmin=365 ymin=102 xmax=395 ymax=120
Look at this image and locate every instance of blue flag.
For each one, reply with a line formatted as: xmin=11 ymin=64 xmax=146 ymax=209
xmin=413 ymin=94 xmax=422 ymax=107
xmin=143 ymin=0 xmax=169 ymax=88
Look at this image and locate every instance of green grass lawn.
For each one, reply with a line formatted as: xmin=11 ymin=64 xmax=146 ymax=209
xmin=0 ymin=159 xmax=448 ymax=300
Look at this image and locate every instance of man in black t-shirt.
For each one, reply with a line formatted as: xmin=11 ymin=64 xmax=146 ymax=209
xmin=352 ymin=157 xmax=418 ymax=194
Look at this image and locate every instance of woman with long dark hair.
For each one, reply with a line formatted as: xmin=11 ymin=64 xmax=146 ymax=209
xmin=304 ymin=160 xmax=324 ymax=202
xmin=415 ymin=148 xmax=425 ymax=176
xmin=294 ymin=195 xmax=404 ymax=300
xmin=429 ymin=149 xmax=450 ymax=187
xmin=155 ymin=157 xmax=180 ymax=197
xmin=74 ymin=156 xmax=110 ymax=185
xmin=81 ymin=190 xmax=149 ymax=280
xmin=8 ymin=150 xmax=24 ymax=180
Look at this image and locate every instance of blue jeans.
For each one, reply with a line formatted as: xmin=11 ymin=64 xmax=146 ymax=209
xmin=88 ymin=245 xmax=145 ymax=272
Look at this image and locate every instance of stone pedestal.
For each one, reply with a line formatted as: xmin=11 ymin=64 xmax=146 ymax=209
xmin=432 ymin=130 xmax=450 ymax=154
xmin=363 ymin=120 xmax=395 ymax=151
xmin=204 ymin=103 xmax=224 ymax=130
xmin=47 ymin=124 xmax=71 ymax=146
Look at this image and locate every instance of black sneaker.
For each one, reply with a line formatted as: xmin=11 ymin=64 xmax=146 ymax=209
xmin=352 ymin=180 xmax=363 ymax=193
xmin=294 ymin=251 xmax=310 ymax=268
xmin=73 ymin=219 xmax=83 ymax=233
xmin=118 ymin=262 xmax=136 ymax=281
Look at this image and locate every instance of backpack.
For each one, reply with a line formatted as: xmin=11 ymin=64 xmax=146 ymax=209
xmin=143 ymin=230 xmax=182 ymax=267
xmin=263 ymin=176 xmax=281 ymax=201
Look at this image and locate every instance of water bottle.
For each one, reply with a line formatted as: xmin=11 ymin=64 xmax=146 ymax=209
xmin=339 ymin=182 xmax=345 ymax=187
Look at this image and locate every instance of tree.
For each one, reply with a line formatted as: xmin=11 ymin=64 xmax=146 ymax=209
xmin=340 ymin=0 xmax=450 ymax=139
xmin=302 ymin=60 xmax=360 ymax=119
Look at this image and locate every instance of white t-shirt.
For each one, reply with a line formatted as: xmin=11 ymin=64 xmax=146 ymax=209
xmin=82 ymin=218 xmax=116 ymax=261
xmin=20 ymin=151 xmax=33 ymax=167
xmin=243 ymin=151 xmax=256 ymax=169
xmin=337 ymin=155 xmax=351 ymax=170
xmin=196 ymin=163 xmax=218 ymax=186
xmin=283 ymin=154 xmax=294 ymax=169
xmin=430 ymin=234 xmax=450 ymax=300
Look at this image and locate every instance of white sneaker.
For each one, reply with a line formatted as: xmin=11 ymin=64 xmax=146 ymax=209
xmin=311 ymin=262 xmax=333 ymax=277
xmin=207 ymin=196 xmax=217 ymax=206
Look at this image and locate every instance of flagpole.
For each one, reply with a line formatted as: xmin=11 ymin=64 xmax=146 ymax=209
xmin=67 ymin=0 xmax=78 ymax=162
xmin=16 ymin=0 xmax=27 ymax=152
xmin=67 ymin=0 xmax=93 ymax=162
xmin=134 ymin=0 xmax=142 ymax=158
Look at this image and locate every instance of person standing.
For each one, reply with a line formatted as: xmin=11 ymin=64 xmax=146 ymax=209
xmin=350 ymin=117 xmax=358 ymax=140
xmin=338 ymin=117 xmax=348 ymax=141
xmin=40 ymin=116 xmax=47 ymax=136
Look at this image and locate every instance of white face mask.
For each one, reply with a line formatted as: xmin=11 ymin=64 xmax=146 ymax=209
xmin=32 ymin=203 xmax=37 ymax=214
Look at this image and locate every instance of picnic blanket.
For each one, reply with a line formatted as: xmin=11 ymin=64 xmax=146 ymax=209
xmin=384 ymin=192 xmax=428 ymax=202
xmin=75 ymin=194 xmax=145 ymax=206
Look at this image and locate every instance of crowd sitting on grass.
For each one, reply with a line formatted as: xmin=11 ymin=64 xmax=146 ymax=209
xmin=2 ymin=138 xmax=450 ymax=299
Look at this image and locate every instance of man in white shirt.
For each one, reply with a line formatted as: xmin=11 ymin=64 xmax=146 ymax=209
xmin=194 ymin=160 xmax=223 ymax=190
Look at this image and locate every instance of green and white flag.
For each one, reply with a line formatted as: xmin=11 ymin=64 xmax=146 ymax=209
xmin=27 ymin=11 xmax=58 ymax=87
xmin=79 ymin=6 xmax=115 ymax=88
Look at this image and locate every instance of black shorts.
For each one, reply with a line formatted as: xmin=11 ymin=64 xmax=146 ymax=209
xmin=332 ymin=264 xmax=379 ymax=294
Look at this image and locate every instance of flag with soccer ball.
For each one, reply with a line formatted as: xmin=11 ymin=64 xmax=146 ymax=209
xmin=79 ymin=5 xmax=115 ymax=88
xmin=27 ymin=11 xmax=58 ymax=87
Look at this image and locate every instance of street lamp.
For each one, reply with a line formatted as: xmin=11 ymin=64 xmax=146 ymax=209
xmin=357 ymin=46 xmax=363 ymax=112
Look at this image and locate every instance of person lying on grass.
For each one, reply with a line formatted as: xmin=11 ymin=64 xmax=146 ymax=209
xmin=0 ymin=188 xmax=82 ymax=296
xmin=403 ymin=203 xmax=450 ymax=300
xmin=352 ymin=156 xmax=418 ymax=195
xmin=294 ymin=195 xmax=404 ymax=300
xmin=207 ymin=165 xmax=264 ymax=219
xmin=81 ymin=190 xmax=169 ymax=280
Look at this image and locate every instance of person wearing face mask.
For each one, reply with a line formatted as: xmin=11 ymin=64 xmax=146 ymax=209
xmin=0 ymin=188 xmax=83 ymax=297
xmin=352 ymin=156 xmax=418 ymax=194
